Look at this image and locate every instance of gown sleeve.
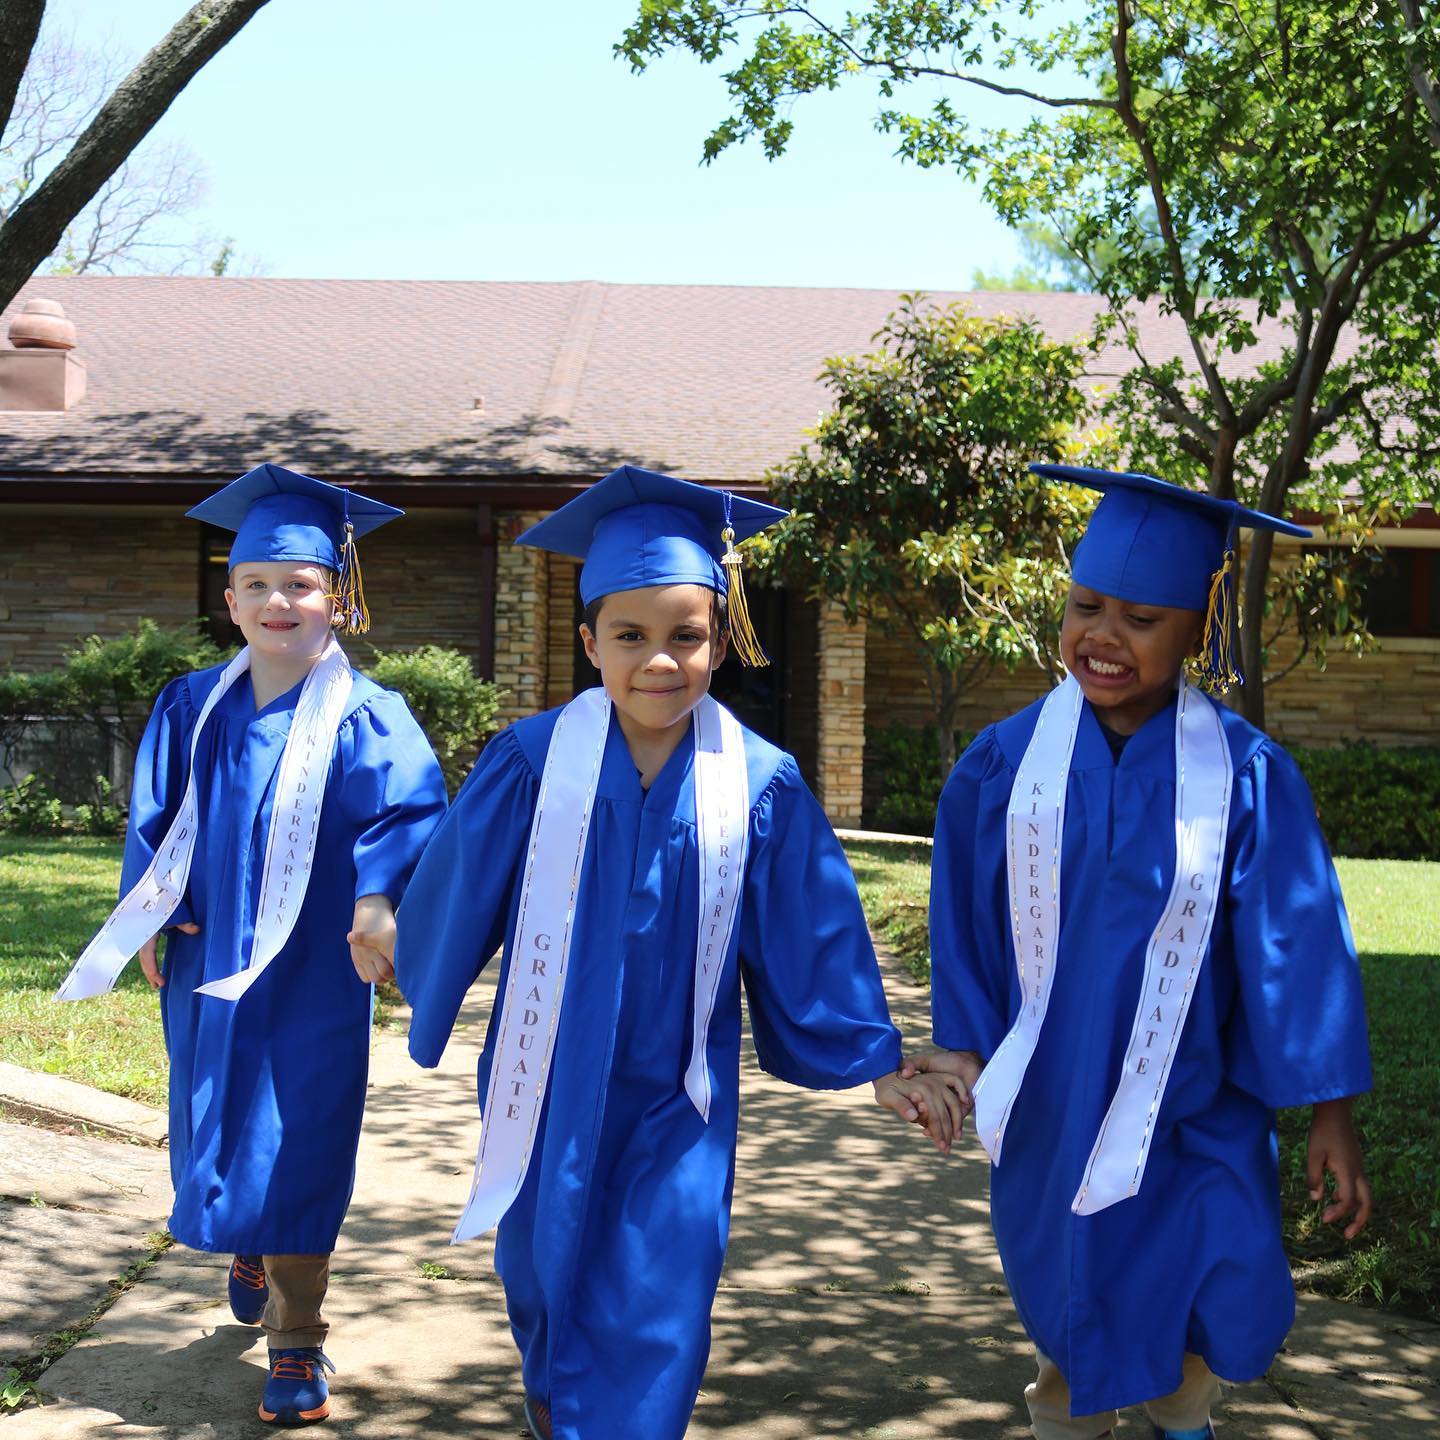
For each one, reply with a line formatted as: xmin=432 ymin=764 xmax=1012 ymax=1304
xmin=335 ymin=690 xmax=448 ymax=906
xmin=394 ymin=725 xmax=539 ymax=1068
xmin=737 ymin=756 xmax=903 ymax=1088
xmin=119 ymin=676 xmax=197 ymax=928
xmin=930 ymin=726 xmax=1014 ymax=1059
xmin=1224 ymin=740 xmax=1373 ymax=1109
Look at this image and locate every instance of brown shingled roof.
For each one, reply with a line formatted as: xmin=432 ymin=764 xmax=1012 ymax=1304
xmin=0 ymin=274 xmax=1320 ymax=485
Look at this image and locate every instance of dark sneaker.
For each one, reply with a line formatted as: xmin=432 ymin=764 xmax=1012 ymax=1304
xmin=523 ymin=1394 xmax=553 ymax=1440
xmin=258 ymin=1347 xmax=334 ymax=1426
xmin=1152 ymin=1426 xmax=1215 ymax=1440
xmin=228 ymin=1254 xmax=268 ymax=1325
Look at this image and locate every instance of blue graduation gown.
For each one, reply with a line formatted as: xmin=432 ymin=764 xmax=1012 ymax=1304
xmin=931 ymin=692 xmax=1372 ymax=1413
xmin=121 ymin=662 xmax=446 ymax=1254
xmin=396 ymin=708 xmax=902 ymax=1440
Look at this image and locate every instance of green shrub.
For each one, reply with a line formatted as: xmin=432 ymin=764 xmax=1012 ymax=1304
xmin=56 ymin=619 xmax=230 ymax=765
xmin=365 ymin=645 xmax=505 ymax=792
xmin=1293 ymin=742 xmax=1440 ymax=862
xmin=864 ymin=723 xmax=970 ymax=836
xmin=0 ymin=775 xmax=65 ymax=835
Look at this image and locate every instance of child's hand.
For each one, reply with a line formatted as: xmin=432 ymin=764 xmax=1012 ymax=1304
xmin=347 ymin=894 xmax=396 ymax=986
xmin=872 ymin=1069 xmax=969 ymax=1154
xmin=137 ymin=922 xmax=200 ymax=989
xmin=900 ymin=1048 xmax=984 ymax=1097
xmin=1307 ymin=1097 xmax=1373 ymax=1239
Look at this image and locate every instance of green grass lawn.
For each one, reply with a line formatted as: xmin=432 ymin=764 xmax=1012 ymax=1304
xmin=843 ymin=841 xmax=1440 ymax=1323
xmin=0 ymin=838 xmax=168 ymax=1106
xmin=0 ymin=838 xmax=404 ymax=1109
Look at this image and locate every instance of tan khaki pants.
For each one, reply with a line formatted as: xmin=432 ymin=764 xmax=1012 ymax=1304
xmin=260 ymin=1253 xmax=330 ymax=1350
xmin=1026 ymin=1349 xmax=1220 ymax=1439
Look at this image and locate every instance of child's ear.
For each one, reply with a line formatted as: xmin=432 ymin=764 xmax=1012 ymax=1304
xmin=579 ymin=623 xmax=601 ymax=670
xmin=710 ymin=627 xmax=730 ymax=671
xmin=224 ymin=588 xmax=241 ymax=627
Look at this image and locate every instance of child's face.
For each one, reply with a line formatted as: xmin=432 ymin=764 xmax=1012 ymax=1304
xmin=580 ymin=583 xmax=727 ymax=739
xmin=1060 ymin=582 xmax=1204 ymax=735
xmin=225 ymin=562 xmax=336 ymax=663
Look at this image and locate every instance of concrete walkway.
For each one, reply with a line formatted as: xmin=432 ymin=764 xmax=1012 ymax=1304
xmin=2 ymin=954 xmax=1436 ymax=1437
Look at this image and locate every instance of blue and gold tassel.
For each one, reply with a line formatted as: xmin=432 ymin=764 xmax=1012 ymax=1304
xmin=720 ymin=492 xmax=769 ymax=668
xmin=1194 ymin=516 xmax=1241 ymax=694
xmin=334 ymin=494 xmax=371 ymax=636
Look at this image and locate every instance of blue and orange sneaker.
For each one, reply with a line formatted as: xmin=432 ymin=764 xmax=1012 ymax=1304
xmin=258 ymin=1347 xmax=334 ymax=1426
xmin=228 ymin=1254 xmax=268 ymax=1325
xmin=1152 ymin=1426 xmax=1216 ymax=1439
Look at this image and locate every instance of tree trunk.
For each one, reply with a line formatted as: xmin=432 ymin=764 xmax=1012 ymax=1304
xmin=935 ymin=675 xmax=959 ymax=774
xmin=0 ymin=0 xmax=46 ymax=143
xmin=0 ymin=0 xmax=273 ymax=313
xmin=1239 ymin=527 xmax=1275 ymax=730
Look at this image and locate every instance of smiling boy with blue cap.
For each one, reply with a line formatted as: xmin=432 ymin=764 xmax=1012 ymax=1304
xmin=58 ymin=462 xmax=447 ymax=1426
xmin=908 ymin=466 xmax=1373 ymax=1439
xmin=386 ymin=464 xmax=962 ymax=1440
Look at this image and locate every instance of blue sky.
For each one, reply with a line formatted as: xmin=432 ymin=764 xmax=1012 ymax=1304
xmin=49 ymin=0 xmax=1028 ymax=289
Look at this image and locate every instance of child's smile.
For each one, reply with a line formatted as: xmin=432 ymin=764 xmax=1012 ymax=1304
xmin=1060 ymin=583 xmax=1203 ymax=735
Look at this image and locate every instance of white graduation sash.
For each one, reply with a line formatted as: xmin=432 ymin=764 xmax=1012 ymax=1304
xmin=972 ymin=675 xmax=1233 ymax=1214
xmin=451 ymin=688 xmax=750 ymax=1242
xmin=56 ymin=639 xmax=353 ymax=1004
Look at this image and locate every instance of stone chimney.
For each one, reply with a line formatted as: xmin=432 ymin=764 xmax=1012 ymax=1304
xmin=0 ymin=298 xmax=87 ymax=411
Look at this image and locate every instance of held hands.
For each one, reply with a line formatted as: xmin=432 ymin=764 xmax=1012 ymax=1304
xmin=872 ymin=1062 xmax=974 ymax=1155
xmin=1307 ymin=1097 xmax=1373 ymax=1240
xmin=894 ymin=1049 xmax=985 ymax=1153
xmin=347 ymin=893 xmax=396 ymax=986
xmin=137 ymin=923 xmax=201 ymax=989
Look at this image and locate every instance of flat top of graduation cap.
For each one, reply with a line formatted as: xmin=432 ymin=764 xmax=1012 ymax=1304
xmin=1030 ymin=463 xmax=1310 ymax=610
xmin=516 ymin=464 xmax=788 ymax=606
xmin=186 ymin=462 xmax=402 ymax=571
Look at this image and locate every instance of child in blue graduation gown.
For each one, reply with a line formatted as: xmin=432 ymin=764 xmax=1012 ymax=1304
xmin=388 ymin=466 xmax=962 ymax=1440
xmin=62 ymin=464 xmax=447 ymax=1426
xmin=911 ymin=466 xmax=1373 ymax=1440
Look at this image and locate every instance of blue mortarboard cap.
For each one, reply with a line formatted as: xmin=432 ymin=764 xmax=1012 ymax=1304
xmin=516 ymin=465 xmax=787 ymax=607
xmin=186 ymin=462 xmax=402 ymax=572
xmin=1030 ymin=463 xmax=1310 ymax=610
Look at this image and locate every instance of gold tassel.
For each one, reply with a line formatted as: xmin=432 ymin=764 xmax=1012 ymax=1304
xmin=1194 ymin=547 xmax=1240 ymax=694
xmin=335 ymin=521 xmax=371 ymax=636
xmin=720 ymin=525 xmax=769 ymax=667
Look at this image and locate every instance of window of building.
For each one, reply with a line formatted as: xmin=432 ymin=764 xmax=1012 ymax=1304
xmin=1365 ymin=547 xmax=1440 ymax=639
xmin=200 ymin=526 xmax=235 ymax=646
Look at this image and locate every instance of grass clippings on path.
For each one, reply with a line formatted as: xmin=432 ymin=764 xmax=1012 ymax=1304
xmin=843 ymin=841 xmax=1440 ymax=1324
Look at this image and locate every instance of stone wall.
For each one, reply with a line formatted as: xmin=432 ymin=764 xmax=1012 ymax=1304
xmin=0 ymin=505 xmax=197 ymax=670
xmin=863 ymin=612 xmax=1440 ymax=761
xmin=547 ymin=555 xmax=582 ymax=708
xmin=490 ymin=510 xmax=549 ymax=723
xmin=350 ymin=508 xmax=488 ymax=666
xmin=815 ymin=600 xmax=867 ymax=825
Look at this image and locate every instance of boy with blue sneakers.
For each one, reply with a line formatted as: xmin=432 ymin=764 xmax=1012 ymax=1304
xmin=908 ymin=466 xmax=1372 ymax=1439
xmin=59 ymin=464 xmax=447 ymax=1425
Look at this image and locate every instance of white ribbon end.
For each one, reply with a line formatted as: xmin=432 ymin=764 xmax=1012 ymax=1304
xmin=194 ymin=969 xmax=259 ymax=1001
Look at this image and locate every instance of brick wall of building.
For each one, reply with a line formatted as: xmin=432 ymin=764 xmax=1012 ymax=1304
xmin=815 ymin=600 xmax=867 ymax=825
xmin=863 ymin=613 xmax=1440 ymax=766
xmin=0 ymin=505 xmax=198 ymax=670
xmin=547 ymin=555 xmax=582 ymax=709
xmin=492 ymin=510 xmax=550 ymax=723
xmin=349 ymin=508 xmax=489 ymax=667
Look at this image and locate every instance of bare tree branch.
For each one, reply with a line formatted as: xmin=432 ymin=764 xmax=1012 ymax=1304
xmin=0 ymin=0 xmax=272 ymax=311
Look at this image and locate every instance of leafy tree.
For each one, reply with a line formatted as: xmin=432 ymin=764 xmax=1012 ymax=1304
xmin=754 ymin=297 xmax=1100 ymax=769
xmin=620 ymin=1 xmax=1440 ymax=729
xmin=0 ymin=0 xmax=272 ymax=310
